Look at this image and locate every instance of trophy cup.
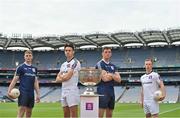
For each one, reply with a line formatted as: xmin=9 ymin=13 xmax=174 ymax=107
xmin=79 ymin=68 xmax=101 ymax=95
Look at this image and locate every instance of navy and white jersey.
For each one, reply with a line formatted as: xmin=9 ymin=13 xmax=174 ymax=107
xmin=15 ymin=63 xmax=37 ymax=95
xmin=95 ymin=59 xmax=117 ymax=94
xmin=140 ymin=72 xmax=161 ymax=101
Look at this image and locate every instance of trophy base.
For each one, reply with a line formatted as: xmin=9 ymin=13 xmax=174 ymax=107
xmin=82 ymin=87 xmax=96 ymax=95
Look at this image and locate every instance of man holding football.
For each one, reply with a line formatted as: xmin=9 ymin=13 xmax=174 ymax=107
xmin=8 ymin=50 xmax=40 ymax=118
xmin=140 ymin=58 xmax=166 ymax=118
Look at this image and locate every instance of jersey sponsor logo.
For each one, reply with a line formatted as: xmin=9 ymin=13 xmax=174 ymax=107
xmin=142 ymin=81 xmax=152 ymax=84
xmin=24 ymin=73 xmax=36 ymax=77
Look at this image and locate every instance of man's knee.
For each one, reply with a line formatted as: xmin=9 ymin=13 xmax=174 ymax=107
xmin=152 ymin=113 xmax=158 ymax=118
xmin=146 ymin=113 xmax=151 ymax=118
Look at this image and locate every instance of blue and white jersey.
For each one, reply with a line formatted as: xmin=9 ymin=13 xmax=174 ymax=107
xmin=140 ymin=72 xmax=161 ymax=101
xmin=15 ymin=63 xmax=37 ymax=95
xmin=95 ymin=59 xmax=117 ymax=94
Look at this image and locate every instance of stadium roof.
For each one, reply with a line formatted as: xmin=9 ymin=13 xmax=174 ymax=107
xmin=0 ymin=28 xmax=180 ymax=50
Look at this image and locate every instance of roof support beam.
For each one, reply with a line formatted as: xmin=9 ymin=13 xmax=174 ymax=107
xmin=162 ymin=31 xmax=171 ymax=45
xmin=134 ymin=32 xmax=146 ymax=45
xmin=108 ymin=35 xmax=122 ymax=46
xmin=82 ymin=36 xmax=99 ymax=47
xmin=4 ymin=38 xmax=12 ymax=49
xmin=21 ymin=38 xmax=32 ymax=49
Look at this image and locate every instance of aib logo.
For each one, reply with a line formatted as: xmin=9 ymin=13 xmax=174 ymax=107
xmin=86 ymin=103 xmax=93 ymax=110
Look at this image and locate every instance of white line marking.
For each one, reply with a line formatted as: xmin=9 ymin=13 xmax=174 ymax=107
xmin=159 ymin=107 xmax=180 ymax=115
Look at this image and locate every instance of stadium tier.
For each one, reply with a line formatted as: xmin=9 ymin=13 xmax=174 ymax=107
xmin=0 ymin=86 xmax=179 ymax=103
xmin=0 ymin=46 xmax=180 ymax=69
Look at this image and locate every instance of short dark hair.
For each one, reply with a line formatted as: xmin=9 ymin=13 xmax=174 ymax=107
xmin=102 ymin=47 xmax=112 ymax=52
xmin=145 ymin=58 xmax=153 ymax=64
xmin=64 ymin=43 xmax=75 ymax=50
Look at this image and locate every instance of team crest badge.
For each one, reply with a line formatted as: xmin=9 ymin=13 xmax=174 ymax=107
xmin=32 ymin=68 xmax=36 ymax=72
xmin=67 ymin=64 xmax=70 ymax=68
xmin=111 ymin=66 xmax=114 ymax=70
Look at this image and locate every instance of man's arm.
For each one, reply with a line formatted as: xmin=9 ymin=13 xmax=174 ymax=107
xmin=108 ymin=72 xmax=121 ymax=83
xmin=34 ymin=77 xmax=40 ymax=103
xmin=100 ymin=70 xmax=112 ymax=82
xmin=140 ymin=87 xmax=144 ymax=108
xmin=159 ymin=80 xmax=166 ymax=101
xmin=7 ymin=75 xmax=19 ymax=98
xmin=55 ymin=62 xmax=78 ymax=82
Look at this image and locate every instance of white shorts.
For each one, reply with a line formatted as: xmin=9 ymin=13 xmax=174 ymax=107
xmin=143 ymin=100 xmax=159 ymax=115
xmin=61 ymin=87 xmax=80 ymax=107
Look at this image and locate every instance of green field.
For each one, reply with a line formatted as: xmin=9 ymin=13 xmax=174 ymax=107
xmin=0 ymin=103 xmax=179 ymax=117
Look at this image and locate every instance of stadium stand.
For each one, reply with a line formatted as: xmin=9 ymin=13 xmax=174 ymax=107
xmin=0 ymin=28 xmax=180 ymax=103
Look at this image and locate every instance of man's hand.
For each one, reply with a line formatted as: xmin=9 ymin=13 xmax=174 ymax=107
xmin=159 ymin=95 xmax=165 ymax=101
xmin=140 ymin=101 xmax=143 ymax=108
xmin=7 ymin=91 xmax=16 ymax=99
xmin=101 ymin=70 xmax=113 ymax=82
xmin=36 ymin=95 xmax=40 ymax=103
xmin=54 ymin=72 xmax=63 ymax=83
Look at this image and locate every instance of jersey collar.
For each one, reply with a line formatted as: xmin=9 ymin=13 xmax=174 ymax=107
xmin=102 ymin=59 xmax=110 ymax=64
xmin=146 ymin=71 xmax=153 ymax=75
xmin=24 ymin=62 xmax=32 ymax=66
xmin=67 ymin=57 xmax=74 ymax=63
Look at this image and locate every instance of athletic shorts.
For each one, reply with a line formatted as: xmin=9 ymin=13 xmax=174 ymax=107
xmin=143 ymin=100 xmax=159 ymax=115
xmin=98 ymin=91 xmax=115 ymax=109
xmin=61 ymin=88 xmax=80 ymax=107
xmin=18 ymin=93 xmax=34 ymax=108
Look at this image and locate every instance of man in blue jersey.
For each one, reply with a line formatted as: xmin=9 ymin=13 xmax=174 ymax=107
xmin=8 ymin=50 xmax=40 ymax=118
xmin=96 ymin=47 xmax=121 ymax=118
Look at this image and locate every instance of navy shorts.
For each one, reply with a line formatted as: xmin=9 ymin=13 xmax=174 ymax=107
xmin=18 ymin=93 xmax=34 ymax=108
xmin=97 ymin=87 xmax=115 ymax=109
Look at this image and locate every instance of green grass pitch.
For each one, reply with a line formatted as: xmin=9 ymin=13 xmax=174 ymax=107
xmin=0 ymin=102 xmax=179 ymax=117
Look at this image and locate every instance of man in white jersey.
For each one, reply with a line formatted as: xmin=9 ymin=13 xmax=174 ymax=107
xmin=140 ymin=58 xmax=166 ymax=118
xmin=54 ymin=43 xmax=81 ymax=117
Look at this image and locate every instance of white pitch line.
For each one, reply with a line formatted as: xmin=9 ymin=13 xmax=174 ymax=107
xmin=159 ymin=107 xmax=180 ymax=115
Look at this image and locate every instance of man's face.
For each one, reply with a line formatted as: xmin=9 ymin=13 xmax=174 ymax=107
xmin=24 ymin=53 xmax=33 ymax=63
xmin=145 ymin=60 xmax=153 ymax=72
xmin=102 ymin=49 xmax=112 ymax=60
xmin=65 ymin=47 xmax=74 ymax=58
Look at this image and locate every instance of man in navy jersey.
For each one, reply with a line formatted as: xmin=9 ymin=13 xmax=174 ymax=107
xmin=8 ymin=50 xmax=40 ymax=118
xmin=96 ymin=47 xmax=121 ymax=118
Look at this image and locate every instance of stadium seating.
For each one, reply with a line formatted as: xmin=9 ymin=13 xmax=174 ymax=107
xmin=0 ymin=46 xmax=180 ymax=69
xmin=0 ymin=86 xmax=179 ymax=103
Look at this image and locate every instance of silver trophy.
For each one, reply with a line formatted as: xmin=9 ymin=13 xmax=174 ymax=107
xmin=79 ymin=68 xmax=101 ymax=95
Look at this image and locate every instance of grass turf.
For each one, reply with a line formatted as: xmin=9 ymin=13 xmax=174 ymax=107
xmin=0 ymin=102 xmax=179 ymax=117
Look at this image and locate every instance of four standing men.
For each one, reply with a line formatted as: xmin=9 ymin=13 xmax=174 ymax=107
xmin=7 ymin=45 xmax=166 ymax=118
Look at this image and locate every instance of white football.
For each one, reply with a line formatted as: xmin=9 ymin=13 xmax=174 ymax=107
xmin=154 ymin=90 xmax=162 ymax=101
xmin=10 ymin=88 xmax=20 ymax=99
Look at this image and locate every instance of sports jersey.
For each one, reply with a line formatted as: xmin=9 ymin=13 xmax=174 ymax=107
xmin=95 ymin=59 xmax=117 ymax=95
xmin=15 ymin=62 xmax=37 ymax=96
xmin=60 ymin=58 xmax=81 ymax=90
xmin=140 ymin=71 xmax=161 ymax=101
